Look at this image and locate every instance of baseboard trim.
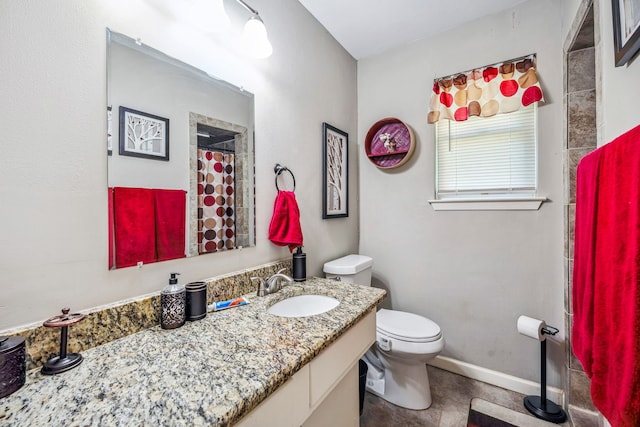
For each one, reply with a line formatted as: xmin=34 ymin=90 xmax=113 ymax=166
xmin=428 ymin=356 xmax=564 ymax=406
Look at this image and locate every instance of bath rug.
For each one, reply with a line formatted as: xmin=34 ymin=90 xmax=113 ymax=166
xmin=467 ymin=398 xmax=558 ymax=427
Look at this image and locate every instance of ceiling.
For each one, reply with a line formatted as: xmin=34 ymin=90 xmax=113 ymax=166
xmin=297 ymin=0 xmax=528 ymax=60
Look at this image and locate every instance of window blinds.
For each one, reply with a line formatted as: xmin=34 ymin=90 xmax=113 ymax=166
xmin=435 ymin=104 xmax=537 ymax=199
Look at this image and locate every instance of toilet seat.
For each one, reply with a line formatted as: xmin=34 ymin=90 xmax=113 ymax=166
xmin=376 ymin=309 xmax=442 ymax=343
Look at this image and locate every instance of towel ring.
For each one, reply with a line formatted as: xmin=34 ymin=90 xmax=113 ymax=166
xmin=274 ymin=163 xmax=296 ymax=192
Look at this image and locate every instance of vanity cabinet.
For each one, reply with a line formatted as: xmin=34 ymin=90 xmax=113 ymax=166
xmin=235 ymin=309 xmax=376 ymax=427
xmin=234 ymin=365 xmax=311 ymax=427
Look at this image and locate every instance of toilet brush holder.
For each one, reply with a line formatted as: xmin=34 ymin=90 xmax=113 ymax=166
xmin=523 ymin=325 xmax=567 ymax=424
xmin=41 ymin=308 xmax=85 ymax=375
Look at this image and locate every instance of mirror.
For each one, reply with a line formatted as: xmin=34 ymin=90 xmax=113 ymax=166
xmin=107 ymin=29 xmax=255 ymax=269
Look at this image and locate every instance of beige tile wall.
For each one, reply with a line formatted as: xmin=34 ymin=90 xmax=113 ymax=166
xmin=565 ymin=41 xmax=598 ymax=415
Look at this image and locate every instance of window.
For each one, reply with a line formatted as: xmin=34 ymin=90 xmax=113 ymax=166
xmin=434 ymin=104 xmax=540 ymax=208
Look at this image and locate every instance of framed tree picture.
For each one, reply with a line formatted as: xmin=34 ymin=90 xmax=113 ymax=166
xmin=107 ymin=105 xmax=113 ymax=155
xmin=119 ymin=106 xmax=170 ymax=161
xmin=322 ymin=123 xmax=348 ymax=219
xmin=612 ymin=0 xmax=640 ymax=67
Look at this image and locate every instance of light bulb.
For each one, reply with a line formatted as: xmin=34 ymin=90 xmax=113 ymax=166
xmin=240 ymin=15 xmax=273 ymax=58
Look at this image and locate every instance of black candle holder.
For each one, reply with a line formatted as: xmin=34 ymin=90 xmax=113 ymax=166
xmin=41 ymin=308 xmax=85 ymax=375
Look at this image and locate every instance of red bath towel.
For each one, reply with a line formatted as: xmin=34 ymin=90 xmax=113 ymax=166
xmin=268 ymin=190 xmax=303 ymax=252
xmin=154 ymin=189 xmax=186 ymax=262
xmin=571 ymin=148 xmax=602 ymax=377
xmin=113 ymin=187 xmax=156 ymax=269
xmin=572 ymin=124 xmax=640 ymax=427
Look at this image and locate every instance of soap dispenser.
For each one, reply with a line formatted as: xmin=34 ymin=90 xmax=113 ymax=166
xmin=161 ymin=272 xmax=186 ymax=329
xmin=292 ymin=247 xmax=306 ymax=282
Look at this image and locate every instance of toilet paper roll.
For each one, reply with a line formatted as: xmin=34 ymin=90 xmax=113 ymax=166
xmin=517 ymin=315 xmax=547 ymax=341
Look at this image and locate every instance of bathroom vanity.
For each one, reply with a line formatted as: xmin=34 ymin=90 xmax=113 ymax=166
xmin=0 ymin=278 xmax=385 ymax=426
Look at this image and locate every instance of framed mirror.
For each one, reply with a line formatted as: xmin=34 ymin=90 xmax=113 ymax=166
xmin=107 ymin=29 xmax=255 ymax=270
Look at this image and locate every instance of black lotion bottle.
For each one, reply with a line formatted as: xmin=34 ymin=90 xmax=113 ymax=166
xmin=293 ymin=247 xmax=306 ymax=282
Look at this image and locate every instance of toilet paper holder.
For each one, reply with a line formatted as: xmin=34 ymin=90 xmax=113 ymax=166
xmin=521 ymin=320 xmax=566 ymax=424
xmin=541 ymin=325 xmax=559 ymax=336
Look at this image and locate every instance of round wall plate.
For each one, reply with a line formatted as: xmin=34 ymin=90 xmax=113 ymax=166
xmin=364 ymin=118 xmax=415 ymax=169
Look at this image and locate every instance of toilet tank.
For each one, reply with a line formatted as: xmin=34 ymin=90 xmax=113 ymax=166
xmin=323 ymin=254 xmax=373 ymax=286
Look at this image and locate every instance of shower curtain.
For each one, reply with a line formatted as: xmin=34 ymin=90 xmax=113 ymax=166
xmin=197 ymin=149 xmax=235 ymax=253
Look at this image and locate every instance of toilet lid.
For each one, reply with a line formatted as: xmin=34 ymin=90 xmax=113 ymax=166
xmin=376 ymin=309 xmax=442 ymax=343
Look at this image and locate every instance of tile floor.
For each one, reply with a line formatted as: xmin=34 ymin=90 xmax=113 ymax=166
xmin=359 ymin=365 xmax=591 ymax=427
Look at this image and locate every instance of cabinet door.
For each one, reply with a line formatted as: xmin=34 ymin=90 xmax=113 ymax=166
xmin=234 ymin=365 xmax=310 ymax=427
xmin=309 ymin=309 xmax=376 ymax=407
xmin=302 ymin=363 xmax=359 ymax=427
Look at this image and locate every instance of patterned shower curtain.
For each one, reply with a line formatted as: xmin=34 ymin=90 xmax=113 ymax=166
xmin=197 ymin=149 xmax=235 ymax=253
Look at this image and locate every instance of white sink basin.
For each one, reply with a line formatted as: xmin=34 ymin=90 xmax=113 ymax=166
xmin=267 ymin=295 xmax=339 ymax=318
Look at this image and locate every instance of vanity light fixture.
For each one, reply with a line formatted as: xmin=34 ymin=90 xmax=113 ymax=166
xmin=234 ymin=0 xmax=273 ymax=58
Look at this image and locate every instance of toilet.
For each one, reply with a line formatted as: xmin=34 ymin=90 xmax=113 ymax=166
xmin=323 ymin=254 xmax=444 ymax=410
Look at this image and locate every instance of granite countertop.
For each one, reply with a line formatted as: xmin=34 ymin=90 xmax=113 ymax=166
xmin=0 ymin=278 xmax=385 ymax=426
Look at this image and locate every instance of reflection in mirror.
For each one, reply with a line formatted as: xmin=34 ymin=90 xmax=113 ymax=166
xmin=189 ymin=113 xmax=252 ymax=257
xmin=107 ymin=29 xmax=255 ymax=270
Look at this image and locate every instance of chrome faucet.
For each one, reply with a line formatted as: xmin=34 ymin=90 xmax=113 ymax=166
xmin=252 ymin=269 xmax=293 ymax=296
xmin=251 ymin=276 xmax=267 ymax=297
xmin=265 ymin=269 xmax=293 ymax=293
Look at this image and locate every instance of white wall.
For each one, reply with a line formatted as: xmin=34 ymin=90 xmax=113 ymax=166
xmin=0 ymin=0 xmax=358 ymax=329
xmin=358 ymin=0 xmax=566 ymax=387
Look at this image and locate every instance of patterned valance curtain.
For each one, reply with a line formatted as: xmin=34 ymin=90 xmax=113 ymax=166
xmin=427 ymin=54 xmax=543 ymax=124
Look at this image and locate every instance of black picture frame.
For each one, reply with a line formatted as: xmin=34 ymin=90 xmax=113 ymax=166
xmin=322 ymin=123 xmax=348 ymax=219
xmin=119 ymin=106 xmax=170 ymax=161
xmin=612 ymin=0 xmax=640 ymax=67
xmin=107 ymin=105 xmax=113 ymax=156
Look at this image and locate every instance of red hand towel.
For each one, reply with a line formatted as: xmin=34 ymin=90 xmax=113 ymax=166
xmin=154 ymin=189 xmax=186 ymax=262
xmin=108 ymin=187 xmax=115 ymax=270
xmin=572 ymin=124 xmax=640 ymax=427
xmin=113 ymin=187 xmax=156 ymax=269
xmin=268 ymin=190 xmax=303 ymax=252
